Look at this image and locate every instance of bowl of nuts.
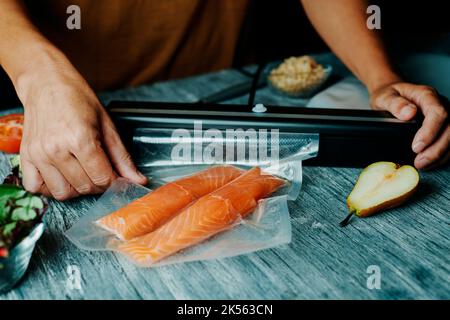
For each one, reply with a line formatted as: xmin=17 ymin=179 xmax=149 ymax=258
xmin=267 ymin=56 xmax=332 ymax=98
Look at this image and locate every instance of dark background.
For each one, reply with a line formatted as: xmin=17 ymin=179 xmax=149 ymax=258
xmin=1 ymin=0 xmax=449 ymax=108
xmin=236 ymin=0 xmax=450 ymax=64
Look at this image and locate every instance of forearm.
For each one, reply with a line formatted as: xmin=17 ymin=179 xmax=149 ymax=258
xmin=0 ymin=0 xmax=78 ymax=100
xmin=301 ymin=0 xmax=401 ymax=93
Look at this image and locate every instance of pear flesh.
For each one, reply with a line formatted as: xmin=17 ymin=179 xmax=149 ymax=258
xmin=347 ymin=162 xmax=420 ymax=217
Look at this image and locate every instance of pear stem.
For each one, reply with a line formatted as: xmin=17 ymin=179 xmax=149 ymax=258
xmin=339 ymin=212 xmax=354 ymax=227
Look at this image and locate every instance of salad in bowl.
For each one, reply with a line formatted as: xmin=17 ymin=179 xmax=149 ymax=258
xmin=0 ymin=156 xmax=47 ymax=292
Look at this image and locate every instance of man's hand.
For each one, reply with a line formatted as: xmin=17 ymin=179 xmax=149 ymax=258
xmin=0 ymin=0 xmax=146 ymax=200
xmin=371 ymin=82 xmax=449 ymax=169
xmin=301 ymin=0 xmax=449 ymax=170
xmin=17 ymin=68 xmax=147 ymax=200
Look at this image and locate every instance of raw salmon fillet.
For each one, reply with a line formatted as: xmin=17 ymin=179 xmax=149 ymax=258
xmin=96 ymin=166 xmax=243 ymax=240
xmin=117 ymin=167 xmax=285 ymax=266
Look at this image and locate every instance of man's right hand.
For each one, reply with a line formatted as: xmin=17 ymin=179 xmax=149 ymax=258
xmin=16 ymin=64 xmax=147 ymax=200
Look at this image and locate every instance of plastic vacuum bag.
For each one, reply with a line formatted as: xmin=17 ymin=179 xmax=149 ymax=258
xmin=133 ymin=127 xmax=318 ymax=169
xmin=65 ymin=130 xmax=318 ymax=267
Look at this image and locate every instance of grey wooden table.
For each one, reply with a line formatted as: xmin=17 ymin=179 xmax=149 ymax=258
xmin=1 ymin=67 xmax=449 ymax=300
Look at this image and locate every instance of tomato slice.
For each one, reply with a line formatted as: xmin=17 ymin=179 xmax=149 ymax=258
xmin=0 ymin=114 xmax=24 ymax=154
xmin=0 ymin=247 xmax=8 ymax=258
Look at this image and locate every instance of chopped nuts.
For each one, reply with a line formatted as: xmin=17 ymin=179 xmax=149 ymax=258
xmin=268 ymin=56 xmax=326 ymax=96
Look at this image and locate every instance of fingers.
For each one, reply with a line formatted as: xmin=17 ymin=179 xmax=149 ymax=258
xmin=101 ymin=117 xmax=147 ymax=185
xmin=414 ymin=124 xmax=450 ymax=169
xmin=38 ymin=164 xmax=79 ymax=200
xmin=71 ymin=132 xmax=118 ymax=189
xmin=39 ymin=184 xmax=52 ymax=198
xmin=412 ymin=108 xmax=447 ymax=153
xmin=420 ymin=151 xmax=450 ymax=171
xmin=26 ymin=143 xmax=79 ymax=200
xmin=23 ymin=145 xmax=108 ymax=200
xmin=371 ymin=87 xmax=417 ymax=121
xmin=21 ymin=150 xmax=52 ymax=197
xmin=22 ymin=120 xmax=123 ymax=199
xmin=392 ymin=84 xmax=448 ymax=152
xmin=18 ymin=78 xmax=126 ymax=200
xmin=21 ymin=155 xmax=45 ymax=194
xmin=50 ymin=151 xmax=104 ymax=195
xmin=390 ymin=98 xmax=417 ymax=121
xmin=23 ymin=136 xmax=100 ymax=200
xmin=20 ymin=97 xmax=143 ymax=199
xmin=371 ymin=82 xmax=449 ymax=169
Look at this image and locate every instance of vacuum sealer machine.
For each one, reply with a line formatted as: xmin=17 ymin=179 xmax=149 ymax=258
xmin=107 ymin=101 xmax=420 ymax=167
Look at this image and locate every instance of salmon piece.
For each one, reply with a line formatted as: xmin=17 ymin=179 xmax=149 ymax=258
xmin=96 ymin=166 xmax=243 ymax=240
xmin=117 ymin=167 xmax=285 ymax=266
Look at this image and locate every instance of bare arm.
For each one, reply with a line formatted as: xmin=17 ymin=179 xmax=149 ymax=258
xmin=301 ymin=0 xmax=400 ymax=92
xmin=302 ymin=0 xmax=449 ymax=169
xmin=0 ymin=1 xmax=52 ymax=84
xmin=0 ymin=0 xmax=146 ymax=199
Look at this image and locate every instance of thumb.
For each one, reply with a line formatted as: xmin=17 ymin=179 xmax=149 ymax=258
xmin=101 ymin=118 xmax=148 ymax=185
xmin=372 ymin=89 xmax=417 ymax=121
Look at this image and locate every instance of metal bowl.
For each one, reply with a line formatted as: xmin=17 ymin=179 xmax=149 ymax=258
xmin=0 ymin=223 xmax=44 ymax=293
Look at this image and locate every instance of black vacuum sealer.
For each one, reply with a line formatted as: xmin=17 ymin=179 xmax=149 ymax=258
xmin=107 ymin=101 xmax=421 ymax=167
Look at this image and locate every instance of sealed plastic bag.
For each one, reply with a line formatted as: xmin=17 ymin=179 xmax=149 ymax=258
xmin=65 ymin=130 xmax=318 ymax=267
xmin=132 ymin=126 xmax=318 ymax=168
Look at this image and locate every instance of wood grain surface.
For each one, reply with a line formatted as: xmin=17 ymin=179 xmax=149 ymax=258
xmin=1 ymin=67 xmax=448 ymax=300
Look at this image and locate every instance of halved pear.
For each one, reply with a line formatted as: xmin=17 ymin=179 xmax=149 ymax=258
xmin=347 ymin=162 xmax=420 ymax=218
